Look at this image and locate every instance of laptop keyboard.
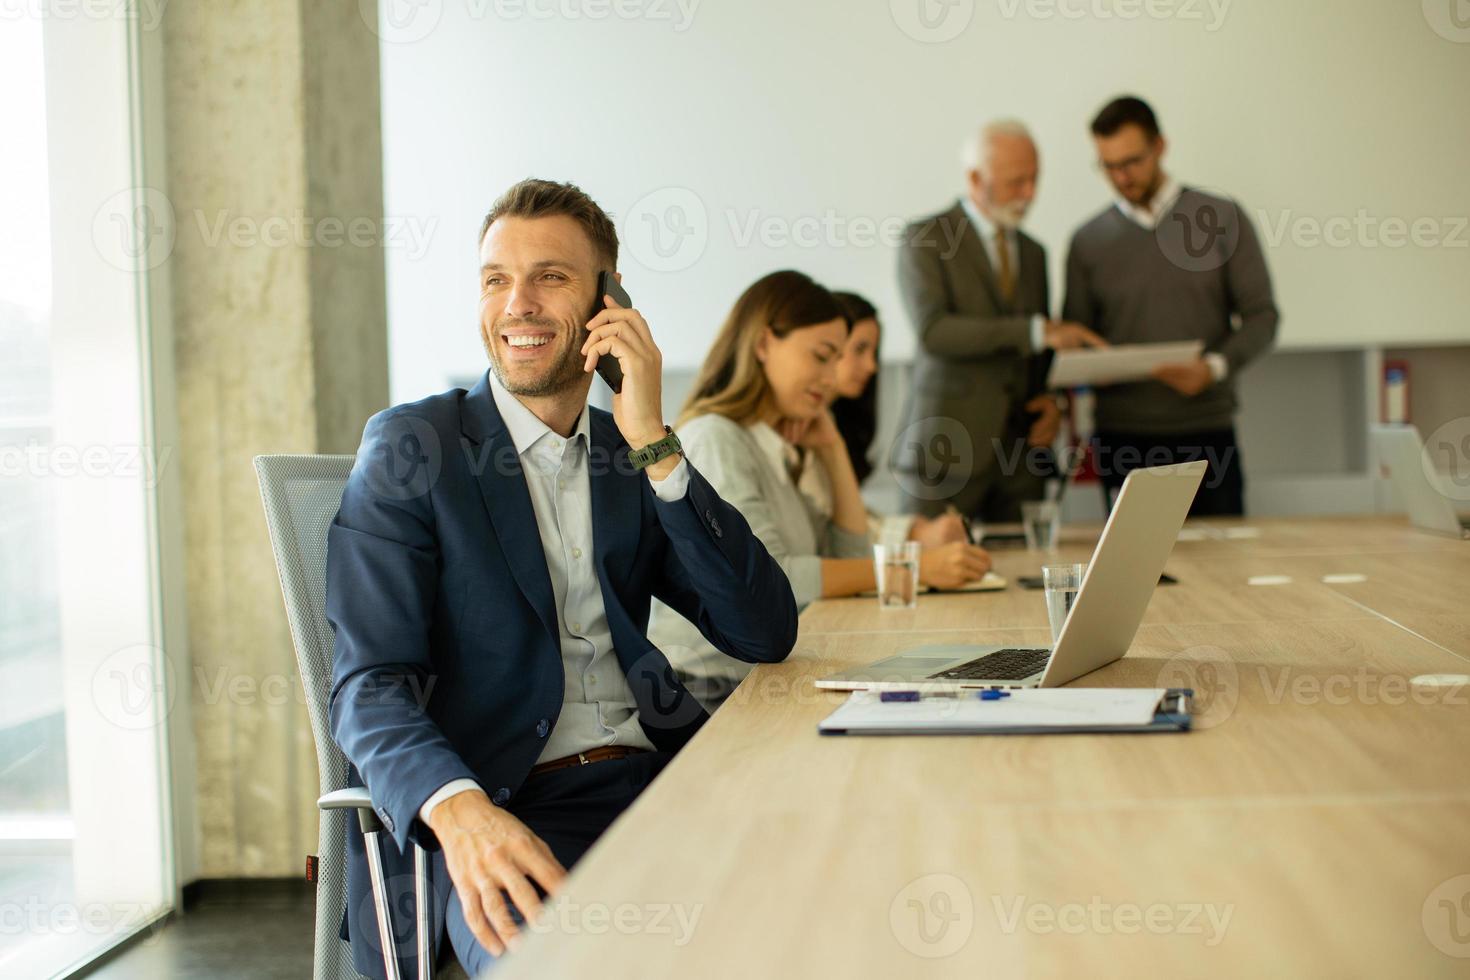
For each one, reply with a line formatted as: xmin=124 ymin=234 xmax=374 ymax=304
xmin=927 ymin=648 xmax=1052 ymax=681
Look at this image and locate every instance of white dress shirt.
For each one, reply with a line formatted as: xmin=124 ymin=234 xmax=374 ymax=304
xmin=1115 ymin=175 xmax=1183 ymax=230
xmin=1113 ymin=176 xmax=1228 ymax=383
xmin=420 ymin=373 xmax=688 ymax=823
xmin=959 ymin=196 xmax=1047 ymax=353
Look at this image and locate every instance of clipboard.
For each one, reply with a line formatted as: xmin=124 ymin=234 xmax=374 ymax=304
xmin=817 ymin=689 xmax=1194 ymax=736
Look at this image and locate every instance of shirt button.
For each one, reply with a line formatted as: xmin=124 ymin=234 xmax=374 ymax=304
xmin=492 ymin=787 xmax=511 ymax=806
xmin=558 ymin=480 xmax=566 ymax=490
xmin=535 ymin=718 xmax=550 ymax=738
xmin=572 ymin=547 xmax=582 ymax=559
xmin=572 ymin=622 xmax=582 ymax=633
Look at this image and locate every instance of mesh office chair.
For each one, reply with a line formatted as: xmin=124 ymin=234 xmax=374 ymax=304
xmin=254 ymin=455 xmax=468 ymax=980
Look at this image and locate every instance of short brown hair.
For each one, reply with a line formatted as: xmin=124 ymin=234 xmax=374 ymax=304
xmin=1091 ymin=96 xmax=1161 ymax=141
xmin=478 ymin=178 xmax=618 ymax=268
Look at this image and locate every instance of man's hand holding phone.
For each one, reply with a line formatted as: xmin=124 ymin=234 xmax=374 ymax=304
xmin=580 ymin=284 xmax=679 ymax=480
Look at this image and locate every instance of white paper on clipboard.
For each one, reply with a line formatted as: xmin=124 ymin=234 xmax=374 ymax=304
xmin=818 ymin=688 xmax=1169 ymax=734
xmin=1046 ymin=341 xmax=1204 ymax=388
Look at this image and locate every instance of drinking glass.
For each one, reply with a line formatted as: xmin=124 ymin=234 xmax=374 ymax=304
xmin=1042 ymin=562 xmax=1086 ymax=643
xmin=873 ymin=542 xmax=921 ymax=610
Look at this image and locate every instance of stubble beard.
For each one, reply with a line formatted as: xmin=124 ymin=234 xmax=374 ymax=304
xmin=484 ymin=315 xmax=588 ymax=397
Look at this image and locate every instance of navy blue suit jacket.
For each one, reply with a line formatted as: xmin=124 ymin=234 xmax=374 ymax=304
xmin=325 ymin=373 xmax=798 ymax=977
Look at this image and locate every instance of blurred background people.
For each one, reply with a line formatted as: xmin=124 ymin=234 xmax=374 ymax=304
xmin=1063 ymin=95 xmax=1279 ymax=516
xmin=892 ymin=119 xmax=1104 ymax=523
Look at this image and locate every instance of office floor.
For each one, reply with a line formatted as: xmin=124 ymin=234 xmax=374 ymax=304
xmin=81 ymin=881 xmax=313 ymax=980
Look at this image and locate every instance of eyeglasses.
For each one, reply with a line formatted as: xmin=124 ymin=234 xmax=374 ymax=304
xmin=1095 ymin=148 xmax=1156 ymax=175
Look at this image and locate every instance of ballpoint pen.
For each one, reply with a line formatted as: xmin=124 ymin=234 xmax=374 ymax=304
xmin=945 ymin=504 xmax=976 ymax=545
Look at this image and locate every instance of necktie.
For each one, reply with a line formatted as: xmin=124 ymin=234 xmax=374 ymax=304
xmin=994 ymin=227 xmax=1016 ymax=307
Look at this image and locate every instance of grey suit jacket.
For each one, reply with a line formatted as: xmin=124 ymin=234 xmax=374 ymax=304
xmin=891 ymin=200 xmax=1050 ymax=495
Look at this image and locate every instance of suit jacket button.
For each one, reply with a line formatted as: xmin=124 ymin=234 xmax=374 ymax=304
xmin=710 ymin=517 xmax=723 ymax=538
xmin=535 ymin=718 xmax=550 ymax=738
xmin=492 ymin=787 xmax=511 ymax=806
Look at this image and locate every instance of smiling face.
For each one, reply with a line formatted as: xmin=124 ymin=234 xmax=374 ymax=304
xmin=755 ymin=317 xmax=848 ymax=420
xmin=834 ymin=317 xmax=879 ymax=400
xmin=478 ymin=214 xmax=602 ymax=397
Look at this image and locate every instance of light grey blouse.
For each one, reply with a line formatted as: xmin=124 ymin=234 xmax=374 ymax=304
xmin=646 ymin=413 xmax=871 ymax=711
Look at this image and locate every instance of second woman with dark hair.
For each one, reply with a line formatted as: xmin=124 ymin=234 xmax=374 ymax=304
xmin=647 ymin=271 xmax=992 ymax=711
xmin=798 ymin=291 xmax=969 ymax=549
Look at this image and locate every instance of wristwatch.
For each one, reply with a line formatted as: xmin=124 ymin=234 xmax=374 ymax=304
xmin=628 ymin=425 xmax=683 ymax=471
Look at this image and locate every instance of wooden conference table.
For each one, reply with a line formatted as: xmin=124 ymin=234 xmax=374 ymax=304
xmin=496 ymin=516 xmax=1470 ymax=978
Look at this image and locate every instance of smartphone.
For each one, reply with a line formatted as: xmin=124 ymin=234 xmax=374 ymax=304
xmin=590 ymin=270 xmax=630 ymax=394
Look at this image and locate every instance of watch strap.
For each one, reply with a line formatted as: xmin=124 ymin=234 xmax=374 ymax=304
xmin=629 ymin=426 xmax=682 ymax=471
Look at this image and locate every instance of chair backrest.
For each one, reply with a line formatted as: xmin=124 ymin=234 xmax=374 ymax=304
xmin=254 ymin=454 xmax=363 ymax=980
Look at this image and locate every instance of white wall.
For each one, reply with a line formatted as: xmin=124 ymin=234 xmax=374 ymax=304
xmin=380 ymin=0 xmax=1470 ymax=403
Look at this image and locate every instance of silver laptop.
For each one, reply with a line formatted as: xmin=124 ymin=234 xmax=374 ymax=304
xmin=1372 ymin=425 xmax=1470 ymax=540
xmin=817 ymin=460 xmax=1207 ymax=692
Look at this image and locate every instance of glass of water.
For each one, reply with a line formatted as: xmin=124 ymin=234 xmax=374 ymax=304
xmin=1042 ymin=562 xmax=1086 ymax=643
xmin=873 ymin=542 xmax=921 ymax=610
xmin=1022 ymin=500 xmax=1061 ymax=552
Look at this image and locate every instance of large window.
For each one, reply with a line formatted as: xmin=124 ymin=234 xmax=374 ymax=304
xmin=0 ymin=10 xmax=173 ymax=977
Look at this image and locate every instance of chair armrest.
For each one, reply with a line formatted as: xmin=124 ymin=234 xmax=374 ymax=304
xmin=319 ymin=786 xmax=388 ymax=835
xmin=318 ymin=787 xmax=373 ymax=811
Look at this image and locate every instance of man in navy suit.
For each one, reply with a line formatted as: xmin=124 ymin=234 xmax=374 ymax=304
xmin=326 ymin=178 xmax=799 ymax=977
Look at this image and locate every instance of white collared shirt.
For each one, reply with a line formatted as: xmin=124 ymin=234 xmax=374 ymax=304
xmin=1115 ymin=175 xmax=1183 ymax=230
xmin=420 ymin=373 xmax=690 ymax=822
xmin=960 ymin=195 xmax=1021 ymax=286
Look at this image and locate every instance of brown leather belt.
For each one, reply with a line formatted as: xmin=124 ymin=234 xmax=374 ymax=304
xmin=528 ymin=746 xmax=647 ymax=778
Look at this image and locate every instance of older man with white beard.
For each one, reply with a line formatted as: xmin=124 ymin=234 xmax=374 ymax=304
xmin=892 ymin=119 xmax=1105 ymax=522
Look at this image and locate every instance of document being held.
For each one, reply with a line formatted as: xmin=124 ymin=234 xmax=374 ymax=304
xmin=1046 ymin=341 xmax=1204 ymax=388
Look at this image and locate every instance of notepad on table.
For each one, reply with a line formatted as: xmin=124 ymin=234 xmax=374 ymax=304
xmin=818 ymin=688 xmax=1188 ymax=735
xmin=858 ymin=571 xmax=1007 ymax=599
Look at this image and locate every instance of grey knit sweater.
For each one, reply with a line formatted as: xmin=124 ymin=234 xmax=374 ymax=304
xmin=1062 ymin=187 xmax=1280 ymax=434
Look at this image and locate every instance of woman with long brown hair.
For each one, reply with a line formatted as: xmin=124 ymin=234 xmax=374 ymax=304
xmin=647 ymin=270 xmax=992 ymax=710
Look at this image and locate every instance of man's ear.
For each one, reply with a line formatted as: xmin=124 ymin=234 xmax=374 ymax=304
xmin=1154 ymin=135 xmax=1168 ymax=163
xmin=966 ymin=168 xmax=984 ymax=197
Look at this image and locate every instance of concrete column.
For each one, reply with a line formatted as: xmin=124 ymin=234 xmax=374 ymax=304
xmin=159 ymin=0 xmax=388 ymax=876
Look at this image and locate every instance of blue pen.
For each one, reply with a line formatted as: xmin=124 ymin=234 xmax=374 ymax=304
xmin=977 ymin=690 xmax=1011 ymax=701
xmin=880 ymin=691 xmax=921 ymax=702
